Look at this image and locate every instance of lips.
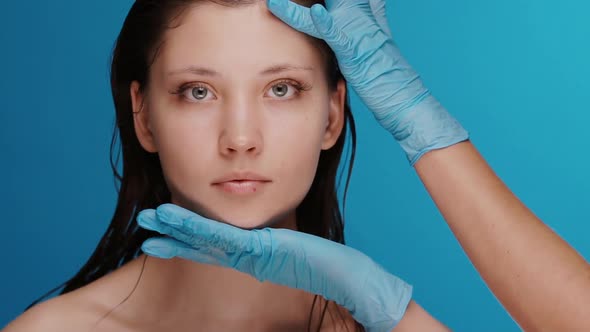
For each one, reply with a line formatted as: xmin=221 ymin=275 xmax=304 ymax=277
xmin=211 ymin=171 xmax=272 ymax=184
xmin=212 ymin=171 xmax=271 ymax=195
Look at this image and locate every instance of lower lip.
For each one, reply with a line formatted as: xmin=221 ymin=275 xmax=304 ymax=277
xmin=213 ymin=180 xmax=269 ymax=194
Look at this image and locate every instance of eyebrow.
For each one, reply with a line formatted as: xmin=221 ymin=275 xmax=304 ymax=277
xmin=166 ymin=64 xmax=314 ymax=77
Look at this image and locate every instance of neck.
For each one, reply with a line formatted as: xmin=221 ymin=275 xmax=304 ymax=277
xmin=120 ymin=208 xmax=323 ymax=330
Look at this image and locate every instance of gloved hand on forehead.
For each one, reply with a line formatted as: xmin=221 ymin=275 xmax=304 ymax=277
xmin=267 ymin=0 xmax=469 ymax=165
xmin=137 ymin=203 xmax=413 ymax=332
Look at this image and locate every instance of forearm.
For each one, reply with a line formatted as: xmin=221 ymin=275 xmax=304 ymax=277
xmin=413 ymin=140 xmax=590 ymax=331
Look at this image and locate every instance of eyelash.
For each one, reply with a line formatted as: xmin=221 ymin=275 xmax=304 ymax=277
xmin=169 ymin=79 xmax=312 ymax=103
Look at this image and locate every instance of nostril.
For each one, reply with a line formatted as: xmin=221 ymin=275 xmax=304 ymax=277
xmin=219 ymin=135 xmax=262 ymax=155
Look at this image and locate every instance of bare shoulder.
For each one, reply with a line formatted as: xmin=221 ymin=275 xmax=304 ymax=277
xmin=2 ymin=294 xmax=95 ymax=332
xmin=3 ymin=257 xmax=147 ymax=332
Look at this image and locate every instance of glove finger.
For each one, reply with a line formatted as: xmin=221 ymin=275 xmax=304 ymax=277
xmin=266 ymin=0 xmax=322 ymax=39
xmin=142 ymin=237 xmax=233 ymax=269
xmin=155 ymin=203 xmax=261 ymax=255
xmin=141 ymin=237 xmax=191 ymax=259
xmin=369 ymin=0 xmax=392 ymax=37
xmin=309 ymin=4 xmax=355 ymax=61
xmin=136 ymin=209 xmax=159 ymax=232
xmin=137 ymin=208 xmax=195 ymax=244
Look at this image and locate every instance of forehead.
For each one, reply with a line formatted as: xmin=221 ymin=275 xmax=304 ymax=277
xmin=155 ymin=2 xmax=324 ymax=76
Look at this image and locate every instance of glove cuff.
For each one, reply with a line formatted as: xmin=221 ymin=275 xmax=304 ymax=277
xmin=389 ymin=94 xmax=470 ymax=166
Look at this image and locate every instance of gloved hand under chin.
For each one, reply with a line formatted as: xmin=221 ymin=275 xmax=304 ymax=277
xmin=137 ymin=204 xmax=412 ymax=332
xmin=267 ymin=0 xmax=469 ymax=165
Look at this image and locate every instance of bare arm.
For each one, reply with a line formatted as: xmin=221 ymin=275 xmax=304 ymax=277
xmin=413 ymin=140 xmax=590 ymax=330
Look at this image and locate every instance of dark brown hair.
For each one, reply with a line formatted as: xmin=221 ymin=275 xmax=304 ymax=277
xmin=27 ymin=0 xmax=359 ymax=330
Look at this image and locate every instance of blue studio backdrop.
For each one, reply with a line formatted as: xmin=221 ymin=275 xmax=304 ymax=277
xmin=1 ymin=1 xmax=589 ymax=330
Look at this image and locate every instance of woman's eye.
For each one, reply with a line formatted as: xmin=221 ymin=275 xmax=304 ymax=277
xmin=191 ymin=86 xmax=209 ymax=100
xmin=267 ymin=82 xmax=300 ymax=99
xmin=169 ymin=84 xmax=215 ymax=103
xmin=184 ymin=85 xmax=214 ymax=102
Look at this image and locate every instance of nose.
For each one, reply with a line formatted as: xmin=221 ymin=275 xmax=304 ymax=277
xmin=218 ymin=103 xmax=263 ymax=158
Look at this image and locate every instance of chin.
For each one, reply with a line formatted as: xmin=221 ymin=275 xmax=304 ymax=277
xmin=212 ymin=208 xmax=295 ymax=230
xmin=171 ymin=195 xmax=297 ymax=230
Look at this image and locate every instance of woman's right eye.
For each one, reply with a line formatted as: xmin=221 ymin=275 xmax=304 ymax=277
xmin=188 ymin=86 xmax=211 ymax=101
xmin=172 ymin=83 xmax=216 ymax=103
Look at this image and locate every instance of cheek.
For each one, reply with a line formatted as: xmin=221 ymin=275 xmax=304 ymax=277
xmin=268 ymin=108 xmax=327 ymax=197
xmin=150 ymin=112 xmax=216 ymax=193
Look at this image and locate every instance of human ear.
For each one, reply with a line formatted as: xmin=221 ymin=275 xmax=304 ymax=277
xmin=321 ymin=79 xmax=346 ymax=150
xmin=130 ymin=81 xmax=158 ymax=153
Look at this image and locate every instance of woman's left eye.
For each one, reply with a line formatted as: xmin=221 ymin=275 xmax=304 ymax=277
xmin=267 ymin=81 xmax=304 ymax=99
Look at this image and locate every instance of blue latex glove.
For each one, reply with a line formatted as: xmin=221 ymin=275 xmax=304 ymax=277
xmin=267 ymin=0 xmax=469 ymax=165
xmin=137 ymin=204 xmax=413 ymax=332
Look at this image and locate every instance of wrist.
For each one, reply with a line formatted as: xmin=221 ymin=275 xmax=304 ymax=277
xmin=389 ymin=95 xmax=470 ymax=165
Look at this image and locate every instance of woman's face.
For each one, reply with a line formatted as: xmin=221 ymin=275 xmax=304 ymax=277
xmin=131 ymin=2 xmax=345 ymax=229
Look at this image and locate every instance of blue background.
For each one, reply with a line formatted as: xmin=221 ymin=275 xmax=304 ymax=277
xmin=1 ymin=1 xmax=589 ymax=330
